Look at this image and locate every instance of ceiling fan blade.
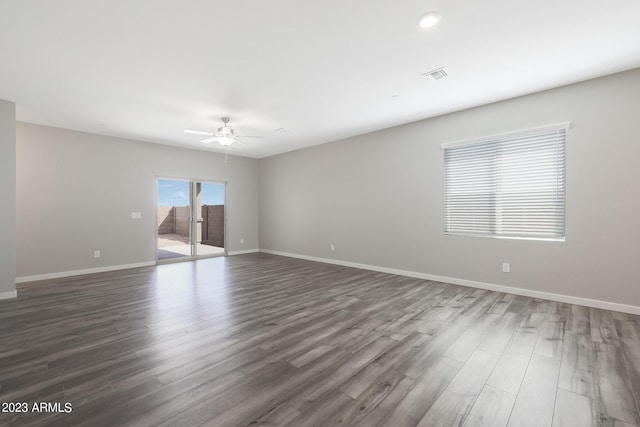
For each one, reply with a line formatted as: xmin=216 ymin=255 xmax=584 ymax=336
xmin=185 ymin=129 xmax=214 ymax=136
xmin=200 ymin=137 xmax=218 ymax=143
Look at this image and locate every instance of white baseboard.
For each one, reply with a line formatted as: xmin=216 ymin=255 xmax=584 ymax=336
xmin=0 ymin=290 xmax=17 ymax=300
xmin=228 ymin=249 xmax=260 ymax=256
xmin=16 ymin=261 xmax=156 ymax=284
xmin=260 ymin=249 xmax=640 ymax=316
xmin=17 ymin=253 xmax=262 ymax=284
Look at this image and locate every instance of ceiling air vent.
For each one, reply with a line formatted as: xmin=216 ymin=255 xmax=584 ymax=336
xmin=423 ymin=68 xmax=448 ymax=80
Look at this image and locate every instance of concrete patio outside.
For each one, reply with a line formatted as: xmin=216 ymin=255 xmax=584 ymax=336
xmin=157 ymin=233 xmax=225 ymax=260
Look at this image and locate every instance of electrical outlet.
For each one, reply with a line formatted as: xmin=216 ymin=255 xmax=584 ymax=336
xmin=94 ymin=250 xmax=101 ymax=258
xmin=330 ymin=244 xmax=335 ymax=251
xmin=240 ymin=238 xmax=245 ymax=244
xmin=502 ymin=262 xmax=510 ymax=273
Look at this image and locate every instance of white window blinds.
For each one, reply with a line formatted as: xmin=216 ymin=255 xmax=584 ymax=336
xmin=442 ymin=123 xmax=568 ymax=240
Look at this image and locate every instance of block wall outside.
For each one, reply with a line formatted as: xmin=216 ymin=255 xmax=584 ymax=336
xmin=157 ymin=205 xmax=224 ymax=247
xmin=202 ymin=205 xmax=224 ymax=247
xmin=157 ymin=206 xmax=175 ymax=234
xmin=174 ymin=206 xmax=190 ymax=236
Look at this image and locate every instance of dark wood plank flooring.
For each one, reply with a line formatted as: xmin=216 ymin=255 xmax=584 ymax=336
xmin=1 ymin=253 xmax=639 ymax=426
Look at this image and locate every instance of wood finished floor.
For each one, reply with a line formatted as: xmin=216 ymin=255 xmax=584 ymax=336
xmin=1 ymin=253 xmax=639 ymax=426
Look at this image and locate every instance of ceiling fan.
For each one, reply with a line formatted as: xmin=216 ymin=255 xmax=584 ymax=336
xmin=184 ymin=117 xmax=262 ymax=147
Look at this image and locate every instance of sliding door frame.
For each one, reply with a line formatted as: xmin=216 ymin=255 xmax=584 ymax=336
xmin=155 ymin=175 xmax=227 ymax=264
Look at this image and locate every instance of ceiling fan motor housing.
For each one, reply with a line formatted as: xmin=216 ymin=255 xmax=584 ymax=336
xmin=218 ymin=126 xmax=235 ymax=136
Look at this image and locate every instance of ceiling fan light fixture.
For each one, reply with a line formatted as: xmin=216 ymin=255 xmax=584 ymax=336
xmin=187 ymin=116 xmax=261 ymax=147
xmin=418 ymin=12 xmax=441 ymax=29
xmin=217 ymin=136 xmax=235 ymax=146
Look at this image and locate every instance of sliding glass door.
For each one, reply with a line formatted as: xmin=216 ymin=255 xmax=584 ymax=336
xmin=156 ymin=178 xmax=225 ymax=262
xmin=157 ymin=179 xmax=193 ymax=260
xmin=195 ymin=181 xmax=226 ymax=257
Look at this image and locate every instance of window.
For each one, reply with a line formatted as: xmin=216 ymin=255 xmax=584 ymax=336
xmin=442 ymin=123 xmax=568 ymax=240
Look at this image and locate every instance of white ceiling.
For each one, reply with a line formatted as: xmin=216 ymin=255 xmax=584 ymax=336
xmin=1 ymin=0 xmax=639 ymax=158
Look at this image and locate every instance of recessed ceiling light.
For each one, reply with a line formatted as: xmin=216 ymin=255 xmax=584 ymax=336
xmin=418 ymin=12 xmax=441 ymax=29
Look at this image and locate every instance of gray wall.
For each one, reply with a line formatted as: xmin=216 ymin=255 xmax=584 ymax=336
xmin=259 ymin=68 xmax=640 ymax=307
xmin=0 ymin=99 xmax=16 ymax=296
xmin=16 ymin=123 xmax=259 ymax=278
